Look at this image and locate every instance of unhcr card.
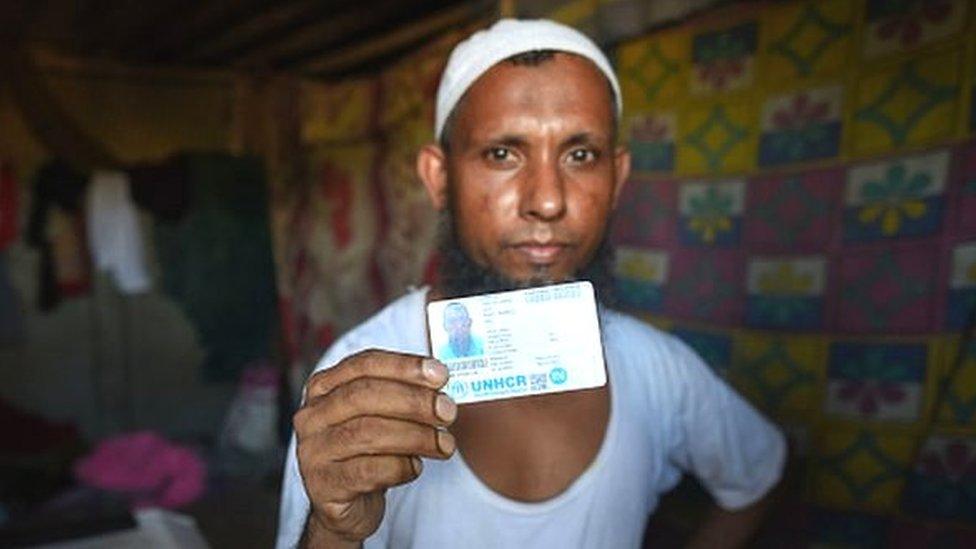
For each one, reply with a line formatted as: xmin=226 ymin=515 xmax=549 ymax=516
xmin=426 ymin=281 xmax=606 ymax=404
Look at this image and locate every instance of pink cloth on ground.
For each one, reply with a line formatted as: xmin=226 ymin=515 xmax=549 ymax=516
xmin=74 ymin=431 xmax=206 ymax=509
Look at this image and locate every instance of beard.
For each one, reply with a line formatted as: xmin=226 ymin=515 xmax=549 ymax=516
xmin=435 ymin=211 xmax=617 ymax=306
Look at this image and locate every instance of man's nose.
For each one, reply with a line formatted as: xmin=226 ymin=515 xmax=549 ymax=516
xmin=519 ymin=152 xmax=567 ymax=221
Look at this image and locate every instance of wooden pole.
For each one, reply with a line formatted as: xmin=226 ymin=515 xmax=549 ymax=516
xmin=499 ymin=0 xmax=517 ymax=18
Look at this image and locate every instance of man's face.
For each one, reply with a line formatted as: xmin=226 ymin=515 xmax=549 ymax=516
xmin=444 ymin=306 xmax=472 ymax=340
xmin=418 ymin=53 xmax=630 ymax=287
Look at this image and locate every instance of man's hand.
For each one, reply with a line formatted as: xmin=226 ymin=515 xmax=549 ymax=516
xmin=294 ymin=350 xmax=458 ymax=547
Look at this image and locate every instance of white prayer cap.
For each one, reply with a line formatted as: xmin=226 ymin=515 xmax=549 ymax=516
xmin=435 ymin=18 xmax=622 ymax=141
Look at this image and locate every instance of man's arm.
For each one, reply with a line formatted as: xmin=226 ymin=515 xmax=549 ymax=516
xmin=687 ymin=449 xmax=791 ymax=549
xmin=662 ymin=336 xmax=788 ymax=549
xmin=685 ymin=489 xmax=775 ymax=549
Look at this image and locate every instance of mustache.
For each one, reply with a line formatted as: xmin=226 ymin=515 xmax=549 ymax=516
xmin=434 ymin=211 xmax=617 ymax=306
xmin=500 ymin=224 xmax=579 ymax=247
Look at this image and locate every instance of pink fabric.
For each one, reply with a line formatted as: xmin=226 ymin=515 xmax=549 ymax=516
xmin=74 ymin=431 xmax=206 ymax=509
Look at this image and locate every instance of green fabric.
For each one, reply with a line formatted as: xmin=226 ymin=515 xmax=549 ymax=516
xmin=155 ymin=153 xmax=277 ymax=382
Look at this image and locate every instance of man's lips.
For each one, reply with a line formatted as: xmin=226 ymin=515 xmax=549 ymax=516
xmin=510 ymin=242 xmax=572 ymax=264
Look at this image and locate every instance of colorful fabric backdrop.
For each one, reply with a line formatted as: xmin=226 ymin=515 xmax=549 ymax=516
xmin=273 ymin=29 xmax=471 ymax=394
xmin=613 ymin=0 xmax=976 ymax=541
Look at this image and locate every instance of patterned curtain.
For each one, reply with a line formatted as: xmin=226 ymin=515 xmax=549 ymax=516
xmin=611 ymin=0 xmax=976 ymax=540
xmin=274 ymin=27 xmax=475 ymax=399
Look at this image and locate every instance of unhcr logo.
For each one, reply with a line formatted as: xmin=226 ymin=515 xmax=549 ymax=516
xmin=549 ymin=367 xmax=568 ymax=385
xmin=449 ymin=380 xmax=467 ymax=399
xmin=471 ymin=375 xmax=527 ymax=393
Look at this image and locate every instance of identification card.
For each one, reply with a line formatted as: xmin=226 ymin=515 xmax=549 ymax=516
xmin=426 ymin=281 xmax=606 ymax=404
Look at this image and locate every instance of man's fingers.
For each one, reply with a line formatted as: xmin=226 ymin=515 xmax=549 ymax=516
xmin=323 ymin=416 xmax=456 ymax=461
xmin=316 ymin=493 xmax=385 ymax=541
xmin=297 ymin=378 xmax=457 ymax=436
xmin=320 ymin=455 xmax=422 ymax=501
xmin=305 ymin=350 xmax=448 ymax=400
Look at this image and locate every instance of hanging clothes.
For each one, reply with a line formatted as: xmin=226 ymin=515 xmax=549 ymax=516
xmin=0 ymin=162 xmax=19 ymax=251
xmin=0 ymin=252 xmax=24 ymax=344
xmin=26 ymin=160 xmax=90 ymax=310
xmin=128 ymin=157 xmax=190 ymax=223
xmin=85 ymin=170 xmax=151 ymax=294
xmin=154 ymin=153 xmax=277 ymax=382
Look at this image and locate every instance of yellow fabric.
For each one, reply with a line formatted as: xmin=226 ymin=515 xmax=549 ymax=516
xmin=42 ymin=71 xmax=233 ymax=163
xmin=812 ymin=425 xmax=917 ymax=511
xmin=848 ymin=49 xmax=963 ymax=157
xmin=757 ymin=0 xmax=855 ymax=89
xmin=731 ymin=332 xmax=826 ymax=419
xmin=618 ymin=27 xmax=689 ymax=114
xmin=936 ymin=338 xmax=976 ymax=429
xmin=547 ymin=0 xmax=599 ymax=28
xmin=677 ymin=98 xmax=758 ymax=175
xmin=302 ymin=79 xmax=376 ymax=143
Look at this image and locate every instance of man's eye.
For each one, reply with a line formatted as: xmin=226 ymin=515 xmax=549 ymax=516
xmin=568 ymin=148 xmax=598 ymax=163
xmin=486 ymin=147 xmax=512 ymax=162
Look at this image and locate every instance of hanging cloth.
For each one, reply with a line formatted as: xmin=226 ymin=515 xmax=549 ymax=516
xmin=128 ymin=157 xmax=190 ymax=223
xmin=0 ymin=161 xmax=19 ymax=250
xmin=85 ymin=170 xmax=151 ymax=294
xmin=154 ymin=153 xmax=276 ymax=382
xmin=26 ymin=160 xmax=90 ymax=310
xmin=0 ymin=252 xmax=24 ymax=344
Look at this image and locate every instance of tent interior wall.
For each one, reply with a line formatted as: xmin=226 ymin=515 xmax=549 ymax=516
xmin=0 ymin=51 xmax=239 ymax=440
xmin=0 ymin=0 xmax=725 ymax=440
xmin=0 ymin=0 xmax=506 ymax=441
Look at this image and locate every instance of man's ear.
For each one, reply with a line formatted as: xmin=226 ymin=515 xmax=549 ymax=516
xmin=417 ymin=143 xmax=449 ymax=211
xmin=611 ymin=146 xmax=631 ymax=208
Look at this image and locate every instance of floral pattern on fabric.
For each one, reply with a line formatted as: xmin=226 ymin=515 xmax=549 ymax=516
xmin=825 ymin=342 xmax=928 ymax=421
xmin=862 ymin=0 xmax=967 ymax=58
xmin=947 ymin=243 xmax=976 ymax=330
xmin=614 ymin=246 xmax=669 ymax=312
xmin=691 ymin=22 xmax=757 ymax=94
xmin=628 ymin=113 xmax=677 ymax=173
xmin=759 ymin=85 xmax=842 ymax=166
xmin=902 ymin=435 xmax=976 ymax=522
xmin=746 ymin=256 xmax=826 ymax=329
xmin=843 ymin=151 xmax=948 ymax=241
xmin=678 ymin=180 xmax=745 ymax=246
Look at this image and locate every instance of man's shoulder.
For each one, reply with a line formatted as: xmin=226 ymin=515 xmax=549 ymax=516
xmin=600 ymin=307 xmax=708 ymax=380
xmin=313 ymin=287 xmax=429 ymax=373
xmin=601 ymin=307 xmax=680 ymax=351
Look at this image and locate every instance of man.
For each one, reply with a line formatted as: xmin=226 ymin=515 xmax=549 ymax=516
xmin=438 ymin=302 xmax=484 ymax=359
xmin=278 ymin=19 xmax=785 ymax=549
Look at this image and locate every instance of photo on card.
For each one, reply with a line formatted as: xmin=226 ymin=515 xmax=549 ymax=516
xmin=429 ymin=299 xmax=486 ymax=363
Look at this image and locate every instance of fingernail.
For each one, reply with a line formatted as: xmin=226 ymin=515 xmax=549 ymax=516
xmin=422 ymin=358 xmax=448 ymax=383
xmin=435 ymin=394 xmax=457 ymax=423
xmin=437 ymin=430 xmax=456 ymax=455
xmin=411 ymin=457 xmax=423 ymax=476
